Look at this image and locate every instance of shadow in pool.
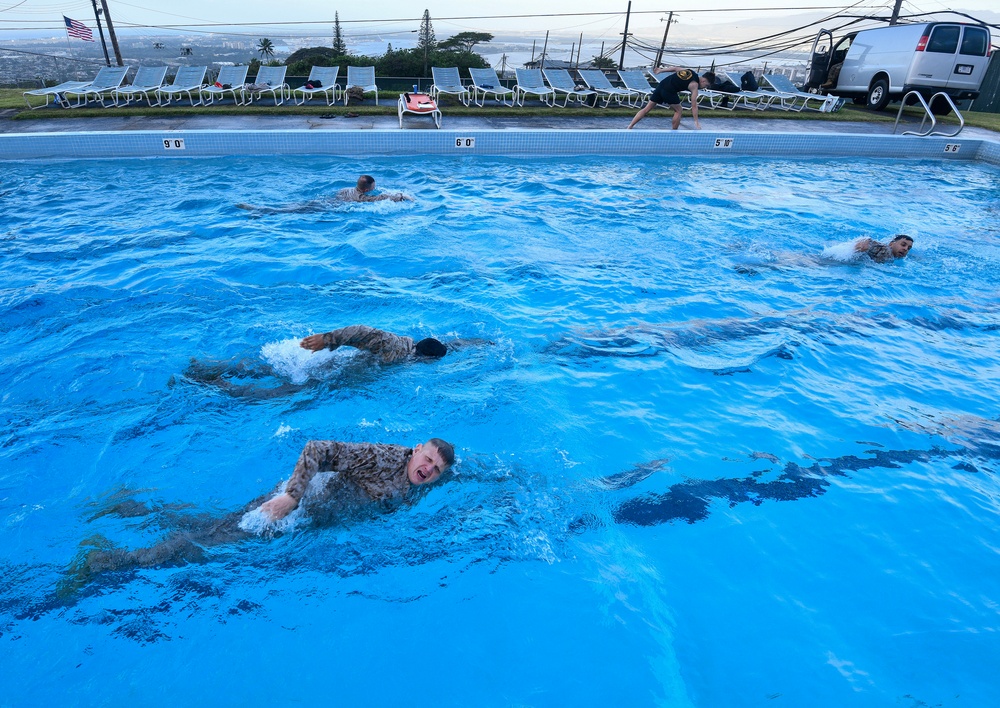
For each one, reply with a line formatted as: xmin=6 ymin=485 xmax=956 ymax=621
xmin=607 ymin=415 xmax=1000 ymax=528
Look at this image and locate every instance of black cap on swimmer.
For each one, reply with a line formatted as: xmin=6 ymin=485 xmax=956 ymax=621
xmin=414 ymin=338 xmax=447 ymax=358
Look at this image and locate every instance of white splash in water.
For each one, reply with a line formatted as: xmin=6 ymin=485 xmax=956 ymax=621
xmin=238 ymin=505 xmax=307 ymax=535
xmin=273 ymin=423 xmax=295 ymax=438
xmin=260 ymin=337 xmax=339 ymax=384
xmin=822 ymin=239 xmax=865 ymax=263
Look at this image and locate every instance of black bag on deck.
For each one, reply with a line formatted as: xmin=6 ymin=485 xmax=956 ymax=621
xmin=741 ymin=71 xmax=759 ymax=92
xmin=714 ymin=79 xmax=741 ymax=93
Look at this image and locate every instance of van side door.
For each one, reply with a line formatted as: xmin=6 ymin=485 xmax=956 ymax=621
xmin=948 ymin=25 xmax=990 ymax=90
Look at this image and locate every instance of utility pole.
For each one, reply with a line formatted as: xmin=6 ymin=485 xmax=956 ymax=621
xmin=530 ymin=39 xmax=536 ymax=64
xmin=540 ymin=30 xmax=549 ymax=71
xmin=889 ymin=0 xmax=903 ymax=25
xmin=89 ymin=0 xmax=111 ymax=67
xmin=655 ymin=12 xmax=674 ymax=68
xmin=619 ymin=1 xmax=632 ymax=70
xmin=577 ymin=32 xmax=583 ymax=67
xmin=100 ymin=0 xmax=124 ymax=66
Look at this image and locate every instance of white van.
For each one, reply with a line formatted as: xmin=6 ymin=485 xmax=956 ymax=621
xmin=806 ymin=23 xmax=992 ymax=113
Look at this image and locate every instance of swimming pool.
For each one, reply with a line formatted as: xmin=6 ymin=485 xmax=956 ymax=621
xmin=1 ymin=154 xmax=999 ymax=705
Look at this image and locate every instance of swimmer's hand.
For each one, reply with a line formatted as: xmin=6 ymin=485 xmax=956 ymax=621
xmin=854 ymin=238 xmax=874 ymax=252
xmin=390 ymin=193 xmax=412 ymax=202
xmin=300 ymin=334 xmax=328 ymax=352
xmin=260 ymin=493 xmax=298 ymax=521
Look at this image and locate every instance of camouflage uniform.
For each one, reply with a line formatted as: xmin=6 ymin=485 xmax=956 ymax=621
xmin=285 ymin=441 xmax=413 ymax=504
xmin=865 ymin=242 xmax=894 ymax=263
xmin=320 ymin=325 xmax=415 ymax=363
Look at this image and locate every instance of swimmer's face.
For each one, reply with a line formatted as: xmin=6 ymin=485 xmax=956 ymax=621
xmin=357 ymin=178 xmax=375 ymax=193
xmin=407 ymin=442 xmax=448 ymax=486
xmin=890 ymin=238 xmax=913 ymax=258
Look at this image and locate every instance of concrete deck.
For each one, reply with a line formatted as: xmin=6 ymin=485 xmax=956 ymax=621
xmin=1 ymin=110 xmax=996 ymax=142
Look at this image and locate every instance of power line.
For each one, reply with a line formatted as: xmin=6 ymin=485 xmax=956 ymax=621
xmin=0 ymin=6 xmax=893 ymax=28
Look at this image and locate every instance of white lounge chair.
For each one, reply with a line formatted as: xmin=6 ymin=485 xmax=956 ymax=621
xmin=468 ymin=68 xmax=514 ymax=107
xmin=156 ymin=66 xmax=208 ymax=106
xmin=245 ymin=65 xmax=289 ymax=105
xmin=430 ymin=67 xmax=469 ymax=105
xmin=63 ymin=66 xmax=130 ymax=108
xmin=398 ymin=92 xmax=441 ymax=128
xmin=201 ymin=65 xmax=249 ymax=105
xmin=292 ymin=66 xmax=340 ymax=105
xmin=345 ymin=66 xmax=378 ymax=105
xmin=577 ymin=69 xmax=635 ymax=107
xmin=542 ymin=69 xmax=597 ymax=107
xmin=513 ymin=69 xmax=555 ymax=107
xmin=23 ymin=80 xmax=91 ymax=109
xmin=760 ymin=74 xmax=842 ymax=112
xmin=715 ymin=71 xmax=775 ymax=111
xmin=617 ymin=70 xmax=655 ymax=103
xmin=111 ymin=66 xmax=168 ymax=107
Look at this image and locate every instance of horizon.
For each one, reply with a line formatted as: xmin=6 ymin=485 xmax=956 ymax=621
xmin=1 ymin=1 xmax=997 ymax=45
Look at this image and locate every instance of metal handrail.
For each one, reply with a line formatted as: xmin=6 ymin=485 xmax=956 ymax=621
xmin=893 ymin=90 xmax=965 ymax=137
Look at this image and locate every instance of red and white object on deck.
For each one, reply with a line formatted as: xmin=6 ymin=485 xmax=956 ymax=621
xmin=398 ymin=92 xmax=441 ymax=129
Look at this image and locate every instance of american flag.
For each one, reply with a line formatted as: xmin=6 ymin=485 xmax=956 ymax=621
xmin=63 ymin=16 xmax=94 ymax=42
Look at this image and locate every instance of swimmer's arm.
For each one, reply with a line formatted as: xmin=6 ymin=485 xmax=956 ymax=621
xmin=447 ymin=338 xmax=496 ymax=350
xmin=261 ymin=440 xmax=344 ymax=520
xmin=300 ymin=325 xmax=375 ymax=352
xmin=854 ymin=238 xmax=874 ymax=252
xmin=301 ymin=325 xmax=402 ymax=356
xmin=360 ymin=193 xmax=412 ymax=203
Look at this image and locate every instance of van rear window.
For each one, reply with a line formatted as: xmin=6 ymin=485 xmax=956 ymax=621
xmin=927 ymin=25 xmax=960 ymax=54
xmin=960 ymin=27 xmax=988 ymax=56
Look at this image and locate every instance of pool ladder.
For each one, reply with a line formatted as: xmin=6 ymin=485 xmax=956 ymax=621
xmin=892 ymin=91 xmax=965 ymax=137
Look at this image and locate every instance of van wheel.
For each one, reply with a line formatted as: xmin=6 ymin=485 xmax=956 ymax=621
xmin=929 ymin=95 xmax=952 ymax=116
xmin=866 ymin=78 xmax=890 ymax=111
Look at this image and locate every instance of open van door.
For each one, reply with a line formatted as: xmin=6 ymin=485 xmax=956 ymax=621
xmin=806 ymin=30 xmax=855 ymax=91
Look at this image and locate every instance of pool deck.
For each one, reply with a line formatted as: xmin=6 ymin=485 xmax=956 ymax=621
xmin=1 ymin=110 xmax=997 ymax=164
xmin=1 ymin=110 xmax=997 ymax=142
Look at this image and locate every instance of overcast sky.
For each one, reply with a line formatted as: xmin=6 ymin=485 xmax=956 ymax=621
xmin=1 ymin=0 xmax=997 ymax=39
xmin=0 ymin=0 xmax=996 ymax=60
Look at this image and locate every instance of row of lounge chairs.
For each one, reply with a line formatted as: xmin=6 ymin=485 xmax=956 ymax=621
xmin=430 ymin=67 xmax=842 ymax=113
xmin=24 ymin=65 xmax=297 ymax=109
xmin=24 ymin=64 xmax=842 ymax=114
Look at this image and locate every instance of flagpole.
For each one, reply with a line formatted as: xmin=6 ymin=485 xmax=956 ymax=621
xmin=90 ymin=0 xmax=111 ymax=66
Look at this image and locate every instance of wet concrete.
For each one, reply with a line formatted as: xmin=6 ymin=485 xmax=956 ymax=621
xmin=1 ymin=106 xmax=996 ymax=142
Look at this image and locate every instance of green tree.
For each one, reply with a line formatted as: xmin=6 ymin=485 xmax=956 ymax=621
xmin=374 ymin=46 xmax=489 ymax=79
xmin=591 ymin=55 xmax=616 ymax=70
xmin=284 ymin=46 xmax=377 ymax=76
xmin=417 ymin=9 xmax=436 ymax=51
xmin=332 ymin=12 xmax=347 ymax=55
xmin=257 ymin=38 xmax=275 ymax=60
xmin=438 ymin=31 xmax=493 ymax=53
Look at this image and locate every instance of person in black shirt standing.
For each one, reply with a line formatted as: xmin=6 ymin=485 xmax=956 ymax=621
xmin=627 ymin=67 xmax=713 ymax=130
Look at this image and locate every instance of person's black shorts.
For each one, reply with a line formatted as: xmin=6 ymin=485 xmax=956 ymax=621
xmin=649 ymin=85 xmax=681 ymax=106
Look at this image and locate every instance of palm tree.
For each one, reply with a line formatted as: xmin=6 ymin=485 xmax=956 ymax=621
xmin=257 ymin=38 xmax=275 ymax=60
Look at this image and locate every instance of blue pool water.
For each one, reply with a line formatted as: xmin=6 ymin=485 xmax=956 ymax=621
xmin=1 ymin=155 xmax=999 ymax=705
